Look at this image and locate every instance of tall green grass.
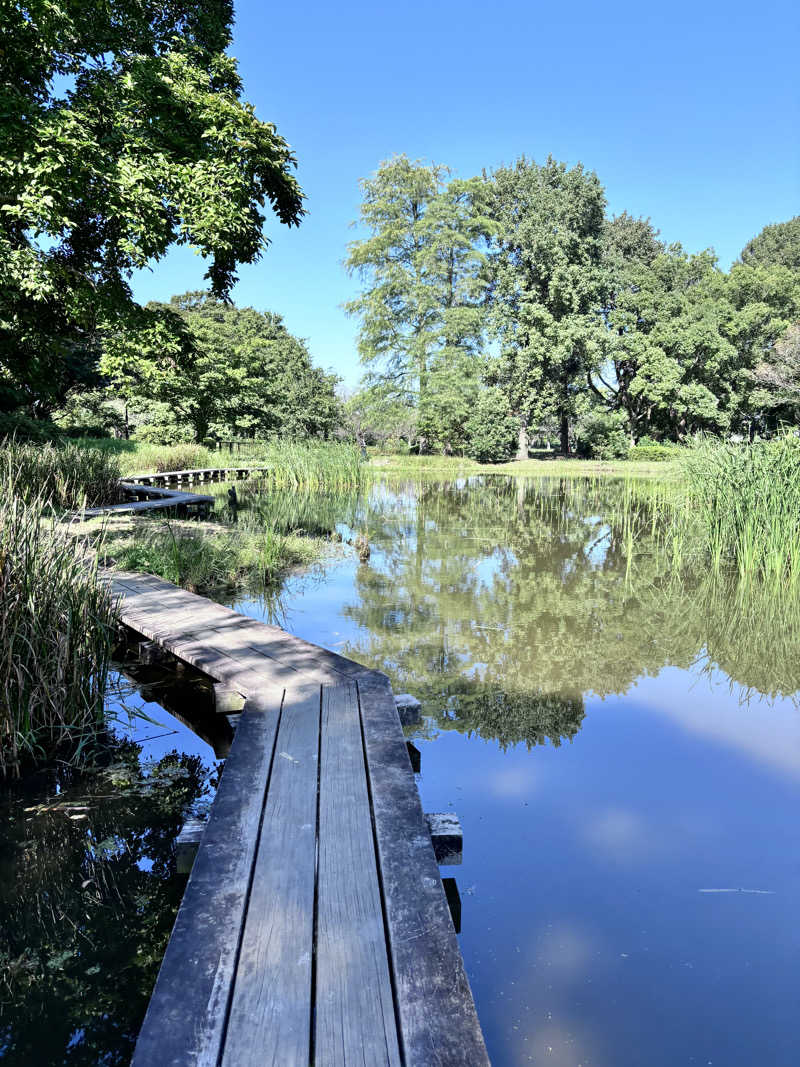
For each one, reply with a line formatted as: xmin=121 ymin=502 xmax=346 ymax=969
xmin=680 ymin=435 xmax=800 ymax=590
xmin=77 ymin=438 xmax=366 ymax=489
xmin=0 ymin=439 xmax=121 ymax=510
xmin=110 ymin=520 xmax=318 ymax=594
xmin=0 ymin=487 xmax=117 ymax=775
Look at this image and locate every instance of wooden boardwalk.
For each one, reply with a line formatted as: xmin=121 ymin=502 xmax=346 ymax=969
xmin=81 ymin=481 xmax=214 ymax=519
xmin=80 ymin=465 xmax=271 ymax=520
xmin=106 ymin=572 xmax=489 ymax=1066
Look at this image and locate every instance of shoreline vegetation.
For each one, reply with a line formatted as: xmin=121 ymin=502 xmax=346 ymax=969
xmin=4 ymin=432 xmax=800 ymax=777
xmin=369 ymin=452 xmax=677 ymax=479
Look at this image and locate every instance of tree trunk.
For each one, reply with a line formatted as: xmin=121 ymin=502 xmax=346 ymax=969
xmin=560 ymin=415 xmax=570 ymax=456
xmin=516 ymin=413 xmax=529 ymax=461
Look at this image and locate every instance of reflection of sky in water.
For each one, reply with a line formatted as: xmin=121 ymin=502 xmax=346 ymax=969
xmin=231 ymin=479 xmax=800 ymax=1066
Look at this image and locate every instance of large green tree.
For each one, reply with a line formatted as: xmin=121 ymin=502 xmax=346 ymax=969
xmin=0 ymin=1 xmax=303 ymax=428
xmin=740 ymin=216 xmax=800 ymax=271
xmin=344 ymin=155 xmax=491 ymax=447
xmin=109 ymin=292 xmax=338 ymax=442
xmin=486 ymin=156 xmax=607 ymax=456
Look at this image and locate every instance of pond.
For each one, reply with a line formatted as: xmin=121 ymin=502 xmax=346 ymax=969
xmin=2 ymin=474 xmax=797 ymax=1066
xmin=228 ymin=475 xmax=800 ymax=1067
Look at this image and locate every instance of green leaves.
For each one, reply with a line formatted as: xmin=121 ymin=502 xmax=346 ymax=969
xmin=1 ymin=1 xmax=303 ymax=425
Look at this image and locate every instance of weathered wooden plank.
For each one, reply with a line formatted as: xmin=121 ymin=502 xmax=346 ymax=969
xmin=315 ymin=684 xmax=401 ymax=1066
xmin=222 ymin=686 xmax=321 ymax=1067
xmin=131 ymin=692 xmax=282 ymax=1067
xmin=357 ymin=674 xmax=490 ymax=1066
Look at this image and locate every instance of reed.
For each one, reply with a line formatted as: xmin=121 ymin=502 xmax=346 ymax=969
xmin=77 ymin=438 xmax=366 ymax=489
xmin=679 ymin=435 xmax=800 ymax=590
xmin=110 ymin=520 xmax=318 ymax=594
xmin=0 ymin=439 xmax=121 ymax=510
xmin=0 ymin=487 xmax=117 ymax=775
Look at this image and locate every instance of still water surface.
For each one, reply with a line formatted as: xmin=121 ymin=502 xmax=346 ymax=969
xmin=2 ymin=474 xmax=798 ymax=1065
xmin=231 ymin=476 xmax=800 ymax=1067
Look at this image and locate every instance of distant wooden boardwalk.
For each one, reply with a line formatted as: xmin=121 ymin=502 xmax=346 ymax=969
xmin=106 ymin=572 xmax=489 ymax=1066
xmin=80 ymin=465 xmax=271 ymax=520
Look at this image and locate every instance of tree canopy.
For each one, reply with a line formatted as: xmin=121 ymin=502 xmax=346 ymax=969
xmin=740 ymin=216 xmax=800 ymax=271
xmin=0 ymin=0 xmax=303 ymax=428
xmin=108 ymin=293 xmax=339 ymax=443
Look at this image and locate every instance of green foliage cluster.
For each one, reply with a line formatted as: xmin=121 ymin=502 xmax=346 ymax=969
xmin=463 ymin=388 xmax=519 ymax=462
xmin=112 ymin=293 xmax=339 ymax=444
xmin=577 ymin=411 xmax=630 ymax=460
xmin=345 ymin=155 xmax=800 ymax=458
xmin=1 ymin=1 xmax=302 ymax=435
xmin=0 ymin=485 xmax=116 ymax=775
xmin=628 ymin=441 xmax=681 ymax=462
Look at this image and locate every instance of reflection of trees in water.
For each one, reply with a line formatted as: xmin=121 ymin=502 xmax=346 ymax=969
xmin=339 ymin=476 xmax=800 ymax=746
xmin=433 ymin=683 xmax=585 ymax=750
xmin=0 ymin=743 xmax=211 ymax=1065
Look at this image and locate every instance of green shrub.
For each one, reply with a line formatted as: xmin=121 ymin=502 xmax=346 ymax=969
xmin=378 ymin=437 xmax=410 ymax=455
xmin=465 ymin=389 xmax=519 ymax=463
xmin=628 ymin=441 xmax=681 ymax=462
xmin=0 ymin=489 xmax=116 ymax=774
xmin=577 ymin=412 xmax=629 ymax=460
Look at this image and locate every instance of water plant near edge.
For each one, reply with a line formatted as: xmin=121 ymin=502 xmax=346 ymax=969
xmin=680 ymin=435 xmax=800 ymax=589
xmin=77 ymin=438 xmax=366 ymax=489
xmin=0 ymin=439 xmax=122 ymax=510
xmin=0 ymin=487 xmax=117 ymax=775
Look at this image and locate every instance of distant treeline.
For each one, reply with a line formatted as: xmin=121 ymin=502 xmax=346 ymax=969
xmin=343 ymin=156 xmax=800 ymax=460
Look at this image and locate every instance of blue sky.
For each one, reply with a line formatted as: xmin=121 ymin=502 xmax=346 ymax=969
xmin=131 ymin=0 xmax=799 ymax=388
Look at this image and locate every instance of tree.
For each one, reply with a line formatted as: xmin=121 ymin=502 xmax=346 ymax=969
xmin=0 ymin=1 xmax=303 ymax=429
xmin=464 ymin=387 xmax=519 ymax=462
xmin=595 ymin=239 xmax=742 ymax=441
xmin=106 ymin=293 xmax=338 ymax=443
xmin=751 ymin=322 xmax=800 ymax=423
xmin=338 ymin=385 xmax=418 ymax=452
xmin=741 ymin=217 xmax=800 ymax=271
xmin=724 ymin=262 xmax=800 ymax=435
xmin=344 ymin=156 xmax=491 ymax=444
xmin=487 ymin=156 xmax=606 ymax=456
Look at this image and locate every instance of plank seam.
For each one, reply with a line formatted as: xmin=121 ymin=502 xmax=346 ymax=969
xmin=309 ymin=684 xmax=323 ymax=1066
xmin=357 ymin=680 xmax=407 ymax=1067
xmin=214 ymin=689 xmax=287 ymax=1067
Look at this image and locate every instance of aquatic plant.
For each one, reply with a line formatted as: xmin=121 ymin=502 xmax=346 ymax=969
xmin=680 ymin=435 xmax=800 ymax=589
xmin=0 ymin=487 xmax=117 ymax=775
xmin=78 ymin=437 xmax=366 ymax=489
xmin=0 ymin=439 xmax=121 ymax=510
xmin=109 ymin=520 xmax=318 ymax=593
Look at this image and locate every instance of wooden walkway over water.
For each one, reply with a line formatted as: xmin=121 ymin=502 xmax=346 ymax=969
xmin=106 ymin=572 xmax=489 ymax=1066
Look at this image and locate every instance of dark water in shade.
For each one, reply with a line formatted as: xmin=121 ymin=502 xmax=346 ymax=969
xmin=0 ymin=651 xmax=221 ymax=1066
xmin=230 ymin=476 xmax=800 ymax=1067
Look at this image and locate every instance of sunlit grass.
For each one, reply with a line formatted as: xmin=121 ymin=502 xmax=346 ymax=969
xmin=75 ymin=438 xmax=366 ymax=489
xmin=1 ymin=439 xmax=122 ymax=510
xmin=369 ymin=453 xmax=678 ymax=480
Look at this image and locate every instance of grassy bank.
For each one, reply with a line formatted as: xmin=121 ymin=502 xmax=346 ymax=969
xmin=370 ymin=453 xmax=678 ymax=480
xmin=0 ymin=488 xmax=116 ymax=775
xmin=79 ymin=515 xmax=337 ymax=596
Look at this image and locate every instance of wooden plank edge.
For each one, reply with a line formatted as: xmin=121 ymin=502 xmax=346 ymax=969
xmin=131 ymin=692 xmax=283 ymax=1067
xmin=357 ymin=675 xmax=490 ymax=1067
